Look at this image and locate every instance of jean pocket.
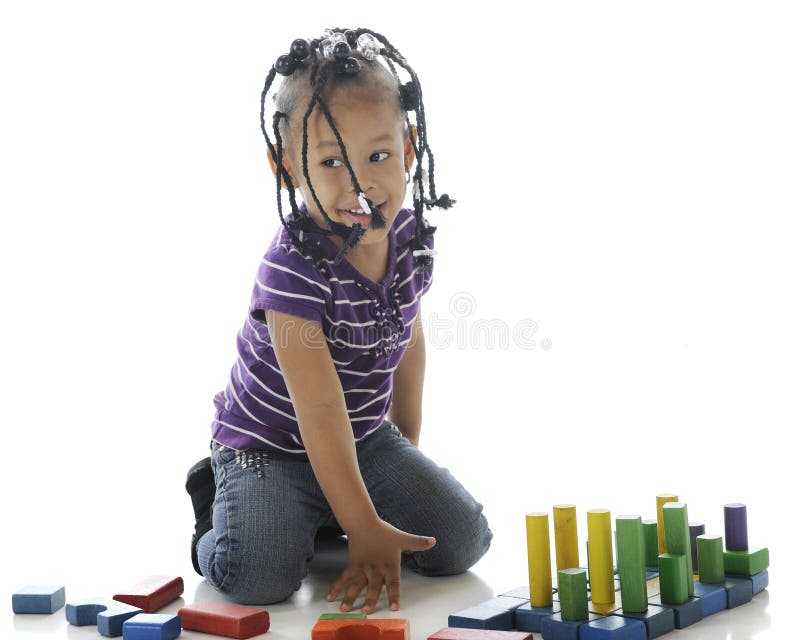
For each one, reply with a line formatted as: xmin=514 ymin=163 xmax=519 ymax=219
xmin=211 ymin=441 xmax=238 ymax=465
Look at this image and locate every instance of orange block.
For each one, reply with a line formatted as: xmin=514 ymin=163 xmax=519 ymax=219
xmin=113 ymin=576 xmax=184 ymax=613
xmin=311 ymin=617 xmax=410 ymax=639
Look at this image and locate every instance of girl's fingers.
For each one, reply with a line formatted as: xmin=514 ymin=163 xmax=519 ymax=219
xmin=360 ymin=569 xmax=385 ymax=614
xmin=384 ymin=569 xmax=402 ymax=611
xmin=340 ymin=574 xmax=367 ymax=612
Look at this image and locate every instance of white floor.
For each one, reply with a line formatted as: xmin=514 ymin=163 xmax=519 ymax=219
xmin=5 ymin=512 xmax=779 ymax=640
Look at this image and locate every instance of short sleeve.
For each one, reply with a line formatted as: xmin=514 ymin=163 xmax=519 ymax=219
xmin=420 ymin=218 xmax=435 ymax=295
xmin=249 ymin=243 xmax=331 ymax=326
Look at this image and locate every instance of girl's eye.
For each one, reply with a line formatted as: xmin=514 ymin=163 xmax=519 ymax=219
xmin=323 ymin=158 xmax=343 ymax=168
xmin=371 ymin=152 xmax=390 ymax=162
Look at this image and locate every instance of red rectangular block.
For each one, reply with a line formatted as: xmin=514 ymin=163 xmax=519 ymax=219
xmin=312 ymin=617 xmax=410 ymax=639
xmin=428 ymin=629 xmax=534 ymax=640
xmin=113 ymin=576 xmax=184 ymax=613
xmin=178 ymin=600 xmax=270 ymax=639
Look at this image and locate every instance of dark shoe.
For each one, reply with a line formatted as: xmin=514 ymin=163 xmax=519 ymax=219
xmin=185 ymin=457 xmax=214 ymax=576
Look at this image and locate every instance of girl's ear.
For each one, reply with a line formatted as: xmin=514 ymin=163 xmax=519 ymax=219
xmin=266 ymin=148 xmax=298 ymax=189
xmin=404 ymin=125 xmax=418 ymax=170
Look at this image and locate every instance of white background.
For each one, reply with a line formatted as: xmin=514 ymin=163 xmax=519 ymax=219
xmin=1 ymin=1 xmax=796 ymax=638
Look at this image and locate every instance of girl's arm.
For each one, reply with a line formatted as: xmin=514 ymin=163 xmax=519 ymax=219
xmin=388 ymin=307 xmax=426 ymax=446
xmin=266 ymin=309 xmax=435 ymax=613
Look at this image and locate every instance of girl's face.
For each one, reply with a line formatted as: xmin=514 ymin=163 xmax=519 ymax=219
xmin=273 ymin=87 xmax=417 ymax=253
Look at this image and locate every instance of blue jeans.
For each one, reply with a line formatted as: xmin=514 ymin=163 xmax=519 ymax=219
xmin=196 ymin=420 xmax=493 ymax=605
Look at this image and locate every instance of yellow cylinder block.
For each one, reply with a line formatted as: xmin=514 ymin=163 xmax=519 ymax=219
xmin=526 ymin=512 xmax=553 ymax=607
xmin=587 ymin=509 xmax=614 ymax=604
xmin=553 ymin=504 xmax=580 ymax=571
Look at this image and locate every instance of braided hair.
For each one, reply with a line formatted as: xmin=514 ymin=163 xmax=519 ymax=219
xmin=259 ymin=27 xmax=454 ymax=274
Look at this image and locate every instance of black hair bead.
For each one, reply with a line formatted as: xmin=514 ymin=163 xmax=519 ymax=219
xmin=333 ymin=41 xmax=351 ymax=60
xmin=341 ymin=57 xmax=361 ymax=75
xmin=344 ymin=30 xmax=357 ymax=46
xmin=274 ymin=54 xmax=296 ymax=76
xmin=290 ymin=38 xmax=310 ymax=60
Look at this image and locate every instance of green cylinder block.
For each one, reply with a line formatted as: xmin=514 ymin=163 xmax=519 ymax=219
xmin=697 ymin=534 xmax=724 ymax=584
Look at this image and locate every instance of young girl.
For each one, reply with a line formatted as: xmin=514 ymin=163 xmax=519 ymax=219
xmin=185 ymin=27 xmax=492 ymax=613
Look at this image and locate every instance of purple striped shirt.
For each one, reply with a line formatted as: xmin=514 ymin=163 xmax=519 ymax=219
xmin=209 ymin=205 xmax=434 ymax=454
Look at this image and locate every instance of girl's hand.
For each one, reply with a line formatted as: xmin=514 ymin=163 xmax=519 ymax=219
xmin=326 ymin=519 xmax=436 ymax=614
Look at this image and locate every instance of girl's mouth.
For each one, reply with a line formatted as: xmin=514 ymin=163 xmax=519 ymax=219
xmin=337 ymin=202 xmax=386 ymax=226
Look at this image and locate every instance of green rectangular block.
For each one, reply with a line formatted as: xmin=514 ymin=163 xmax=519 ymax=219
xmin=616 ymin=516 xmax=648 ymax=614
xmin=318 ymin=612 xmax=368 ymax=620
xmin=659 ymin=553 xmax=689 ymax=605
xmin=663 ymin=503 xmax=694 ymax=597
xmin=723 ymin=547 xmax=769 ymax=576
xmin=558 ymin=568 xmax=589 ymax=621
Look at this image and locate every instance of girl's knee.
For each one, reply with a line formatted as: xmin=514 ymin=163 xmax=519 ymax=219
xmin=407 ymin=515 xmax=493 ymax=576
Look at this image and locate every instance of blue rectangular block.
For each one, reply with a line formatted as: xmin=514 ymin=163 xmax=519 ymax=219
xmin=12 ymin=586 xmax=66 ymax=614
xmin=723 ymin=576 xmax=753 ymax=608
xmin=122 ymin=613 xmax=181 ymax=640
xmin=692 ymin=582 xmax=727 ymax=617
xmin=579 ymin=616 xmax=646 ymax=640
xmin=448 ymin=604 xmax=514 ymax=630
xmin=515 ymin=603 xmax=561 ymax=632
xmin=541 ymin=611 xmax=600 ymax=640
xmin=727 ymin=569 xmax=768 ymax=596
xmin=610 ymin=604 xmax=674 ymax=639
xmin=66 ymin=598 xmax=143 ymax=637
xmin=480 ymin=595 xmax=530 ymax=611
xmin=645 ymin=570 xmax=659 ymax=581
xmin=647 ymin=595 xmax=703 ymax=629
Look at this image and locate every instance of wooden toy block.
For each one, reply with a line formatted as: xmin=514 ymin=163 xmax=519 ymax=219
xmin=696 ymin=534 xmax=724 ymax=584
xmin=662 ymin=503 xmax=693 ymax=597
xmin=616 ymin=516 xmax=647 ymax=614
xmin=479 ymin=596 xmax=529 ymax=611
xmin=500 ymin=586 xmax=531 ymax=599
xmin=642 ymin=521 xmax=658 ymax=570
xmin=113 ymin=576 xmax=184 ymax=613
xmin=655 ymin=495 xmax=678 ymax=555
xmin=646 ymin=595 xmax=703 ymax=629
xmin=66 ymin=597 xmax=144 ymax=637
xmin=587 ymin=591 xmax=623 ymax=616
xmin=578 ymin=615 xmax=646 ymax=640
xmin=540 ymin=611 xmax=600 ymax=640
xmin=122 ymin=613 xmax=181 ymax=640
xmin=12 ymin=585 xmax=66 ymax=614
xmin=557 ymin=569 xmax=588 ymax=621
xmin=609 ymin=604 xmax=674 ymax=639
xmin=691 ymin=581 xmax=727 ymax=617
xmin=723 ymin=547 xmax=769 ymax=575
xmin=587 ymin=510 xmax=614 ymax=605
xmin=500 ymin=586 xmax=557 ymax=599
xmin=723 ymin=503 xmax=748 ymax=551
xmin=319 ymin=612 xmax=369 ymax=620
xmin=178 ymin=600 xmax=269 ymax=639
xmin=722 ymin=576 xmax=753 ymax=608
xmin=311 ymin=617 xmax=409 ymax=639
xmin=657 ymin=554 xmax=688 ymax=604
xmin=526 ymin=512 xmax=554 ymax=607
xmin=554 ymin=504 xmax=580 ymax=571
xmin=727 ymin=569 xmax=768 ymax=595
xmin=514 ymin=602 xmax=561 ymax=632
xmin=688 ymin=523 xmax=705 ymax=571
xmin=449 ymin=604 xmax=514 ymax=630
xmin=428 ymin=629 xmax=533 ymax=639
